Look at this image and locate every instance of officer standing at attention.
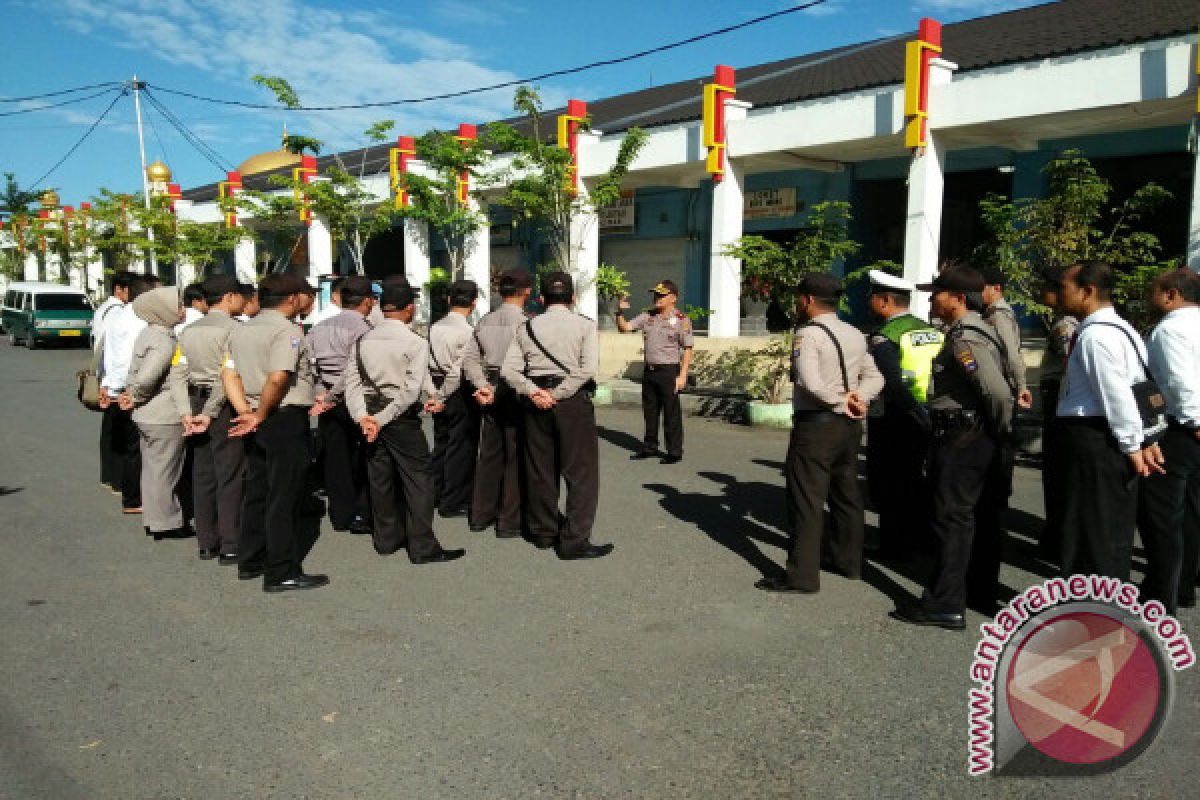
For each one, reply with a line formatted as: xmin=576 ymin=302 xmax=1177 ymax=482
xmin=756 ymin=273 xmax=883 ymax=594
xmin=613 ymin=279 xmax=693 ymax=464
xmin=307 ymin=275 xmax=375 ymax=535
xmin=502 ymin=271 xmax=612 ymax=560
xmin=424 ymin=279 xmax=481 ymax=518
xmin=864 ymin=270 xmax=943 ymax=560
xmin=980 ymin=265 xmax=1033 ymax=411
xmin=892 ymin=266 xmax=1015 ymax=630
xmin=222 ymin=273 xmax=328 ymax=593
xmin=346 ymin=283 xmax=465 ymax=564
xmin=462 ymin=269 xmax=531 ymax=538
xmin=171 ymin=275 xmax=250 ymax=564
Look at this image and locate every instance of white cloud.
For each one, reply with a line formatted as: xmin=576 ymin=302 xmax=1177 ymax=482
xmin=799 ymin=0 xmax=847 ymax=18
xmin=914 ymin=0 xmax=1045 ymax=13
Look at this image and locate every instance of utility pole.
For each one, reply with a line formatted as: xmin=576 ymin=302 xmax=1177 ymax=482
xmin=131 ymin=75 xmax=157 ymax=276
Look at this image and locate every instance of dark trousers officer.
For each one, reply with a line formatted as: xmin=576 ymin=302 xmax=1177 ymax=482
xmin=1038 ymin=376 xmax=1066 ymax=565
xmin=1137 ymin=423 xmax=1200 ymax=612
xmin=924 ymin=412 xmax=1010 ymax=613
xmin=522 ymin=382 xmax=599 ymax=554
xmin=642 ymin=363 xmax=683 ymax=457
xmin=431 ymin=381 xmax=480 ymax=514
xmin=100 ymin=405 xmax=119 ymax=488
xmin=189 ymin=395 xmax=245 ymax=555
xmin=366 ymin=412 xmax=440 ymax=561
xmin=784 ymin=412 xmax=864 ymax=590
xmin=1059 ymin=418 xmax=1137 ymax=581
xmin=1183 ymin=477 xmax=1200 ymax=608
xmin=318 ymin=402 xmax=371 ymax=529
xmin=110 ymin=405 xmax=142 ymax=509
xmin=240 ymin=406 xmax=320 ymax=582
xmin=471 ymin=381 xmax=523 ymax=534
xmin=866 ymin=412 xmax=932 ymax=558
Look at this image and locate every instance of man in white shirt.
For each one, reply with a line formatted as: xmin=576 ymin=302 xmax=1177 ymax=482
xmin=1137 ymin=268 xmax=1200 ymax=612
xmin=173 ymin=282 xmax=207 ymax=337
xmin=1055 ymin=261 xmax=1165 ymax=581
xmin=94 ymin=271 xmax=135 ymax=491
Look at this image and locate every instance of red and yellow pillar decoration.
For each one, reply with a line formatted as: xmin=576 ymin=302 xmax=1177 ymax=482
xmin=703 ymin=65 xmax=737 ymax=183
xmin=293 ymin=155 xmax=318 ymax=225
xmin=35 ymin=209 xmax=49 ymax=252
xmin=904 ymin=18 xmax=943 ymax=150
xmin=389 ymin=135 xmax=416 ymax=209
xmin=454 ymin=124 xmax=477 ymax=207
xmin=218 ymin=171 xmax=242 ymax=227
xmin=557 ymin=99 xmax=588 ymax=194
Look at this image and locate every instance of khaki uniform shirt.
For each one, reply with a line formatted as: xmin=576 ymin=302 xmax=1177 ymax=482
xmin=345 ymin=319 xmax=428 ymax=427
xmin=984 ymin=298 xmax=1027 ymax=392
xmin=128 ymin=324 xmax=189 ymax=426
xmin=628 ymin=309 xmax=694 ymax=365
xmin=791 ymin=313 xmax=884 ymax=415
xmin=929 ymin=311 xmax=1015 ymax=437
xmin=170 ymin=309 xmax=239 ymax=418
xmin=224 ymin=309 xmax=315 ymax=408
xmin=462 ymin=303 xmax=527 ymax=390
xmin=426 ymin=311 xmax=473 ymax=400
xmin=501 ymin=305 xmax=598 ymax=400
xmin=306 ymin=309 xmax=371 ymax=396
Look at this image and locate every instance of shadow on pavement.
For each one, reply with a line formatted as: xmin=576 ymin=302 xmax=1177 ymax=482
xmin=0 ymin=486 xmax=24 ymax=497
xmin=597 ymin=425 xmax=647 ymax=456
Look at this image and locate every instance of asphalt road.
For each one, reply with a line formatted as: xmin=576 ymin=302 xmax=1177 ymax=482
xmin=0 ymin=338 xmax=1196 ymax=799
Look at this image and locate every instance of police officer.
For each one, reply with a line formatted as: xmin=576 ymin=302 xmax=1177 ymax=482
xmin=307 ymin=275 xmax=375 ymax=535
xmin=892 ymin=266 xmax=1015 ymax=630
xmin=171 ymin=275 xmax=250 ymax=563
xmin=865 ymin=270 xmax=943 ymax=560
xmin=424 ymin=279 xmax=481 ymax=517
xmin=501 ymin=271 xmax=612 ymax=559
xmin=756 ymin=273 xmax=883 ymax=594
xmin=346 ymin=283 xmax=465 ymax=564
xmin=222 ymin=273 xmax=328 ymax=593
xmin=462 ymin=269 xmax=530 ymax=538
xmin=980 ymin=265 xmax=1033 ymax=411
xmin=614 ymin=279 xmax=693 ymax=464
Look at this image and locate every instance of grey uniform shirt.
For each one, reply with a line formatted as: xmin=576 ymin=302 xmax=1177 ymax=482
xmin=929 ymin=311 xmax=1016 ymax=437
xmin=426 ymin=311 xmax=474 ymax=400
xmin=128 ymin=324 xmax=189 ymax=426
xmin=224 ymin=309 xmax=316 ymax=409
xmin=984 ymin=298 xmax=1027 ymax=393
xmin=171 ymin=309 xmax=239 ymax=418
xmin=501 ymin=305 xmax=598 ymax=400
xmin=791 ymin=313 xmax=884 ymax=415
xmin=306 ymin=309 xmax=371 ymax=396
xmin=462 ymin=303 xmax=527 ymax=390
xmin=628 ymin=310 xmax=694 ymax=366
xmin=345 ymin=319 xmax=429 ymax=427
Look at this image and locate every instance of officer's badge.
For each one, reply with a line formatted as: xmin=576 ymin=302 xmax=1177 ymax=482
xmin=957 ymin=347 xmax=978 ymax=373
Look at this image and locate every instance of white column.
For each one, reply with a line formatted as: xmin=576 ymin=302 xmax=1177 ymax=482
xmin=23 ymin=253 xmax=38 ymax=281
xmin=307 ymin=213 xmax=334 ymax=283
xmin=902 ymin=57 xmax=957 ymax=320
xmin=1188 ymin=147 xmax=1200 ymax=271
xmin=403 ymin=218 xmax=432 ymax=324
xmin=463 ymin=197 xmax=491 ymax=310
xmin=176 ymin=258 xmax=197 ymax=288
xmin=234 ymin=237 xmax=256 ymax=285
xmin=708 ymin=99 xmax=751 ymax=339
xmin=85 ymin=248 xmax=104 ymax=295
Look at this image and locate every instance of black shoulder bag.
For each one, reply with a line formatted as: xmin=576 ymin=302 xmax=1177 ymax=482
xmin=354 ymin=342 xmax=391 ymax=415
xmin=524 ymin=320 xmax=597 ymax=395
xmin=1088 ymin=321 xmax=1169 ymax=447
xmin=806 ymin=321 xmax=850 ymax=392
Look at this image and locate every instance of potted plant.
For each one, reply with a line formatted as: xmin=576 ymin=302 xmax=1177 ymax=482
xmin=594 ymin=262 xmax=630 ymax=330
xmin=427 ymin=266 xmax=451 ymax=322
xmin=743 ymin=333 xmax=794 ymax=428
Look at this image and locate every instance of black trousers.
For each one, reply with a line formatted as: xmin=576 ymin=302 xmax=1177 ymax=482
xmin=318 ymin=403 xmax=371 ymax=529
xmin=522 ymin=391 xmax=599 ymax=554
xmin=110 ymin=406 xmax=142 ymax=509
xmin=866 ymin=412 xmax=932 ymax=558
xmin=431 ymin=384 xmax=481 ymax=513
xmin=641 ymin=363 xmax=683 ymax=457
xmin=1059 ymin=419 xmax=1138 ymax=581
xmin=366 ymin=417 xmax=441 ymax=561
xmin=783 ymin=413 xmax=865 ymax=591
xmin=1039 ymin=378 xmax=1066 ymax=565
xmin=100 ymin=404 xmax=119 ymax=487
xmin=1184 ymin=475 xmax=1200 ymax=606
xmin=471 ymin=390 xmax=524 ymax=533
xmin=240 ymin=406 xmax=318 ymax=582
xmin=1137 ymin=426 xmax=1200 ymax=613
xmin=190 ymin=400 xmax=245 ymax=553
xmin=922 ymin=425 xmax=1010 ymax=613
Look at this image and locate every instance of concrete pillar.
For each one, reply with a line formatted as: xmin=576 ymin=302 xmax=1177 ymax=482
xmin=463 ymin=197 xmax=491 ymax=310
xmin=85 ymin=248 xmax=104 ymax=296
xmin=1189 ymin=147 xmax=1200 ymax=271
xmin=901 ymin=57 xmax=957 ymax=320
xmin=308 ymin=213 xmax=334 ymax=283
xmin=176 ymin=258 xmax=197 ymax=288
xmin=234 ymin=237 xmax=256 ymax=285
xmin=403 ymin=218 xmax=432 ymax=324
xmin=23 ymin=253 xmax=38 ymax=281
xmin=707 ymin=99 xmax=751 ymax=339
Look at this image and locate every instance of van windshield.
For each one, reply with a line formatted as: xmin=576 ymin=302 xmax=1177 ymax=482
xmin=34 ymin=294 xmax=91 ymax=311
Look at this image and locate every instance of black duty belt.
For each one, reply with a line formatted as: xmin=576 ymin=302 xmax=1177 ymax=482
xmin=529 ymin=375 xmax=565 ymax=389
xmin=645 ymin=363 xmax=679 ymax=372
xmin=792 ymin=409 xmax=841 ymax=423
xmin=931 ymin=408 xmax=980 ymax=433
xmin=188 ymin=384 xmax=213 ymax=398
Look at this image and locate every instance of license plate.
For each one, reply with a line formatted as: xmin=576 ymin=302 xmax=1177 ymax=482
xmin=59 ymin=329 xmax=82 ymax=337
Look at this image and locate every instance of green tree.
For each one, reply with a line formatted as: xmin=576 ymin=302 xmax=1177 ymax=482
xmin=1 ymin=172 xmax=39 ymax=217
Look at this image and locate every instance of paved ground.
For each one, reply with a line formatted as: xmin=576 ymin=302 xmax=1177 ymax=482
xmin=0 ymin=338 xmax=1196 ymax=799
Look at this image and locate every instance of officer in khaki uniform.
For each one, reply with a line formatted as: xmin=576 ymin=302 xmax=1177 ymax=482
xmin=614 ymin=279 xmax=693 ymax=464
xmin=501 ymin=271 xmax=612 ymax=560
xmin=347 ymin=283 xmax=465 ymax=564
xmin=893 ymin=266 xmax=1015 ymax=630
xmin=170 ymin=275 xmax=250 ymax=563
xmin=222 ymin=273 xmax=328 ymax=593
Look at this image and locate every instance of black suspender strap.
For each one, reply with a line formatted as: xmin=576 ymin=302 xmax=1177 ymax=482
xmin=1087 ymin=321 xmax=1153 ymax=378
xmin=807 ymin=321 xmax=849 ymax=392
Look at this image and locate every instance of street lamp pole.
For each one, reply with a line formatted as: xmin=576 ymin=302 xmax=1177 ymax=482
xmin=130 ymin=75 xmax=157 ymax=276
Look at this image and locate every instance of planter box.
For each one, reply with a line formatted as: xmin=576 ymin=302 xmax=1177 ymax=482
xmin=740 ymin=297 xmax=769 ymax=336
xmin=746 ymin=401 xmax=793 ymax=428
xmin=592 ymin=383 xmax=614 ymax=405
xmin=597 ymin=296 xmax=618 ymax=331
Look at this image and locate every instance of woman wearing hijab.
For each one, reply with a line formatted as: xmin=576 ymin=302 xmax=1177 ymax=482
xmin=123 ymin=287 xmax=191 ymax=541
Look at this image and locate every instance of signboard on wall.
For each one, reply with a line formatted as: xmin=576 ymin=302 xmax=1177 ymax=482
xmin=744 ymin=187 xmax=799 ymax=220
xmin=599 ymin=193 xmax=636 ymax=234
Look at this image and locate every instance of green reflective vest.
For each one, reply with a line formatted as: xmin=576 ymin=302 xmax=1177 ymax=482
xmin=878 ymin=314 xmax=944 ymax=403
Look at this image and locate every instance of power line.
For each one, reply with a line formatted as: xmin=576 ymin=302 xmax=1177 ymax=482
xmin=0 ymin=86 xmax=124 ymax=118
xmin=142 ymin=89 xmax=235 ymax=173
xmin=147 ymin=1 xmax=827 ymax=112
xmin=0 ymin=81 xmax=123 ymax=103
xmin=29 ymin=89 xmax=129 ymax=190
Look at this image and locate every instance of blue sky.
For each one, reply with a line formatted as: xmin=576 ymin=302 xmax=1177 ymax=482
xmin=0 ymin=0 xmax=1044 ymax=205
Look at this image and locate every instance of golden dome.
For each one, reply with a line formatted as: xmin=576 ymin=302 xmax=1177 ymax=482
xmin=146 ymin=160 xmax=172 ymax=183
xmin=237 ymin=148 xmax=302 ymax=176
xmin=39 ymin=189 xmax=60 ymax=208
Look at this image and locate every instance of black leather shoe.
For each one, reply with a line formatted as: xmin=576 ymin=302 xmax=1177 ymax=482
xmin=348 ymin=518 xmax=373 ymax=536
xmin=263 ymin=573 xmax=330 ymax=593
xmin=238 ymin=567 xmax=264 ymax=581
xmin=528 ymin=537 xmax=556 ymax=550
xmin=630 ymin=450 xmax=659 ymax=460
xmin=557 ymin=543 xmax=614 ymax=560
xmin=153 ymin=527 xmax=193 ymax=541
xmin=890 ymin=604 xmax=966 ymax=631
xmin=438 ymin=507 xmax=469 ymax=519
xmin=754 ymin=576 xmax=817 ymax=594
xmin=468 ymin=522 xmax=492 ymax=533
xmin=660 ymin=454 xmax=682 ymax=465
xmin=411 ymin=548 xmax=466 ymax=564
xmin=496 ymin=528 xmax=522 ymax=539
xmin=198 ymin=547 xmax=218 ymax=560
xmin=218 ymin=553 xmax=238 ymax=566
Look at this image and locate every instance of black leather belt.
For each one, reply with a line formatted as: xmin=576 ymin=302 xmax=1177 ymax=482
xmin=792 ymin=409 xmax=841 ymax=422
xmin=188 ymin=384 xmax=212 ymax=398
xmin=646 ymin=363 xmax=678 ymax=372
xmin=529 ymin=375 xmax=564 ymax=389
xmin=931 ymin=408 xmax=980 ymax=434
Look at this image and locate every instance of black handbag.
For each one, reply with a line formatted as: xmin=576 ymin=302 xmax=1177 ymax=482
xmin=1088 ymin=322 xmax=1169 ymax=447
